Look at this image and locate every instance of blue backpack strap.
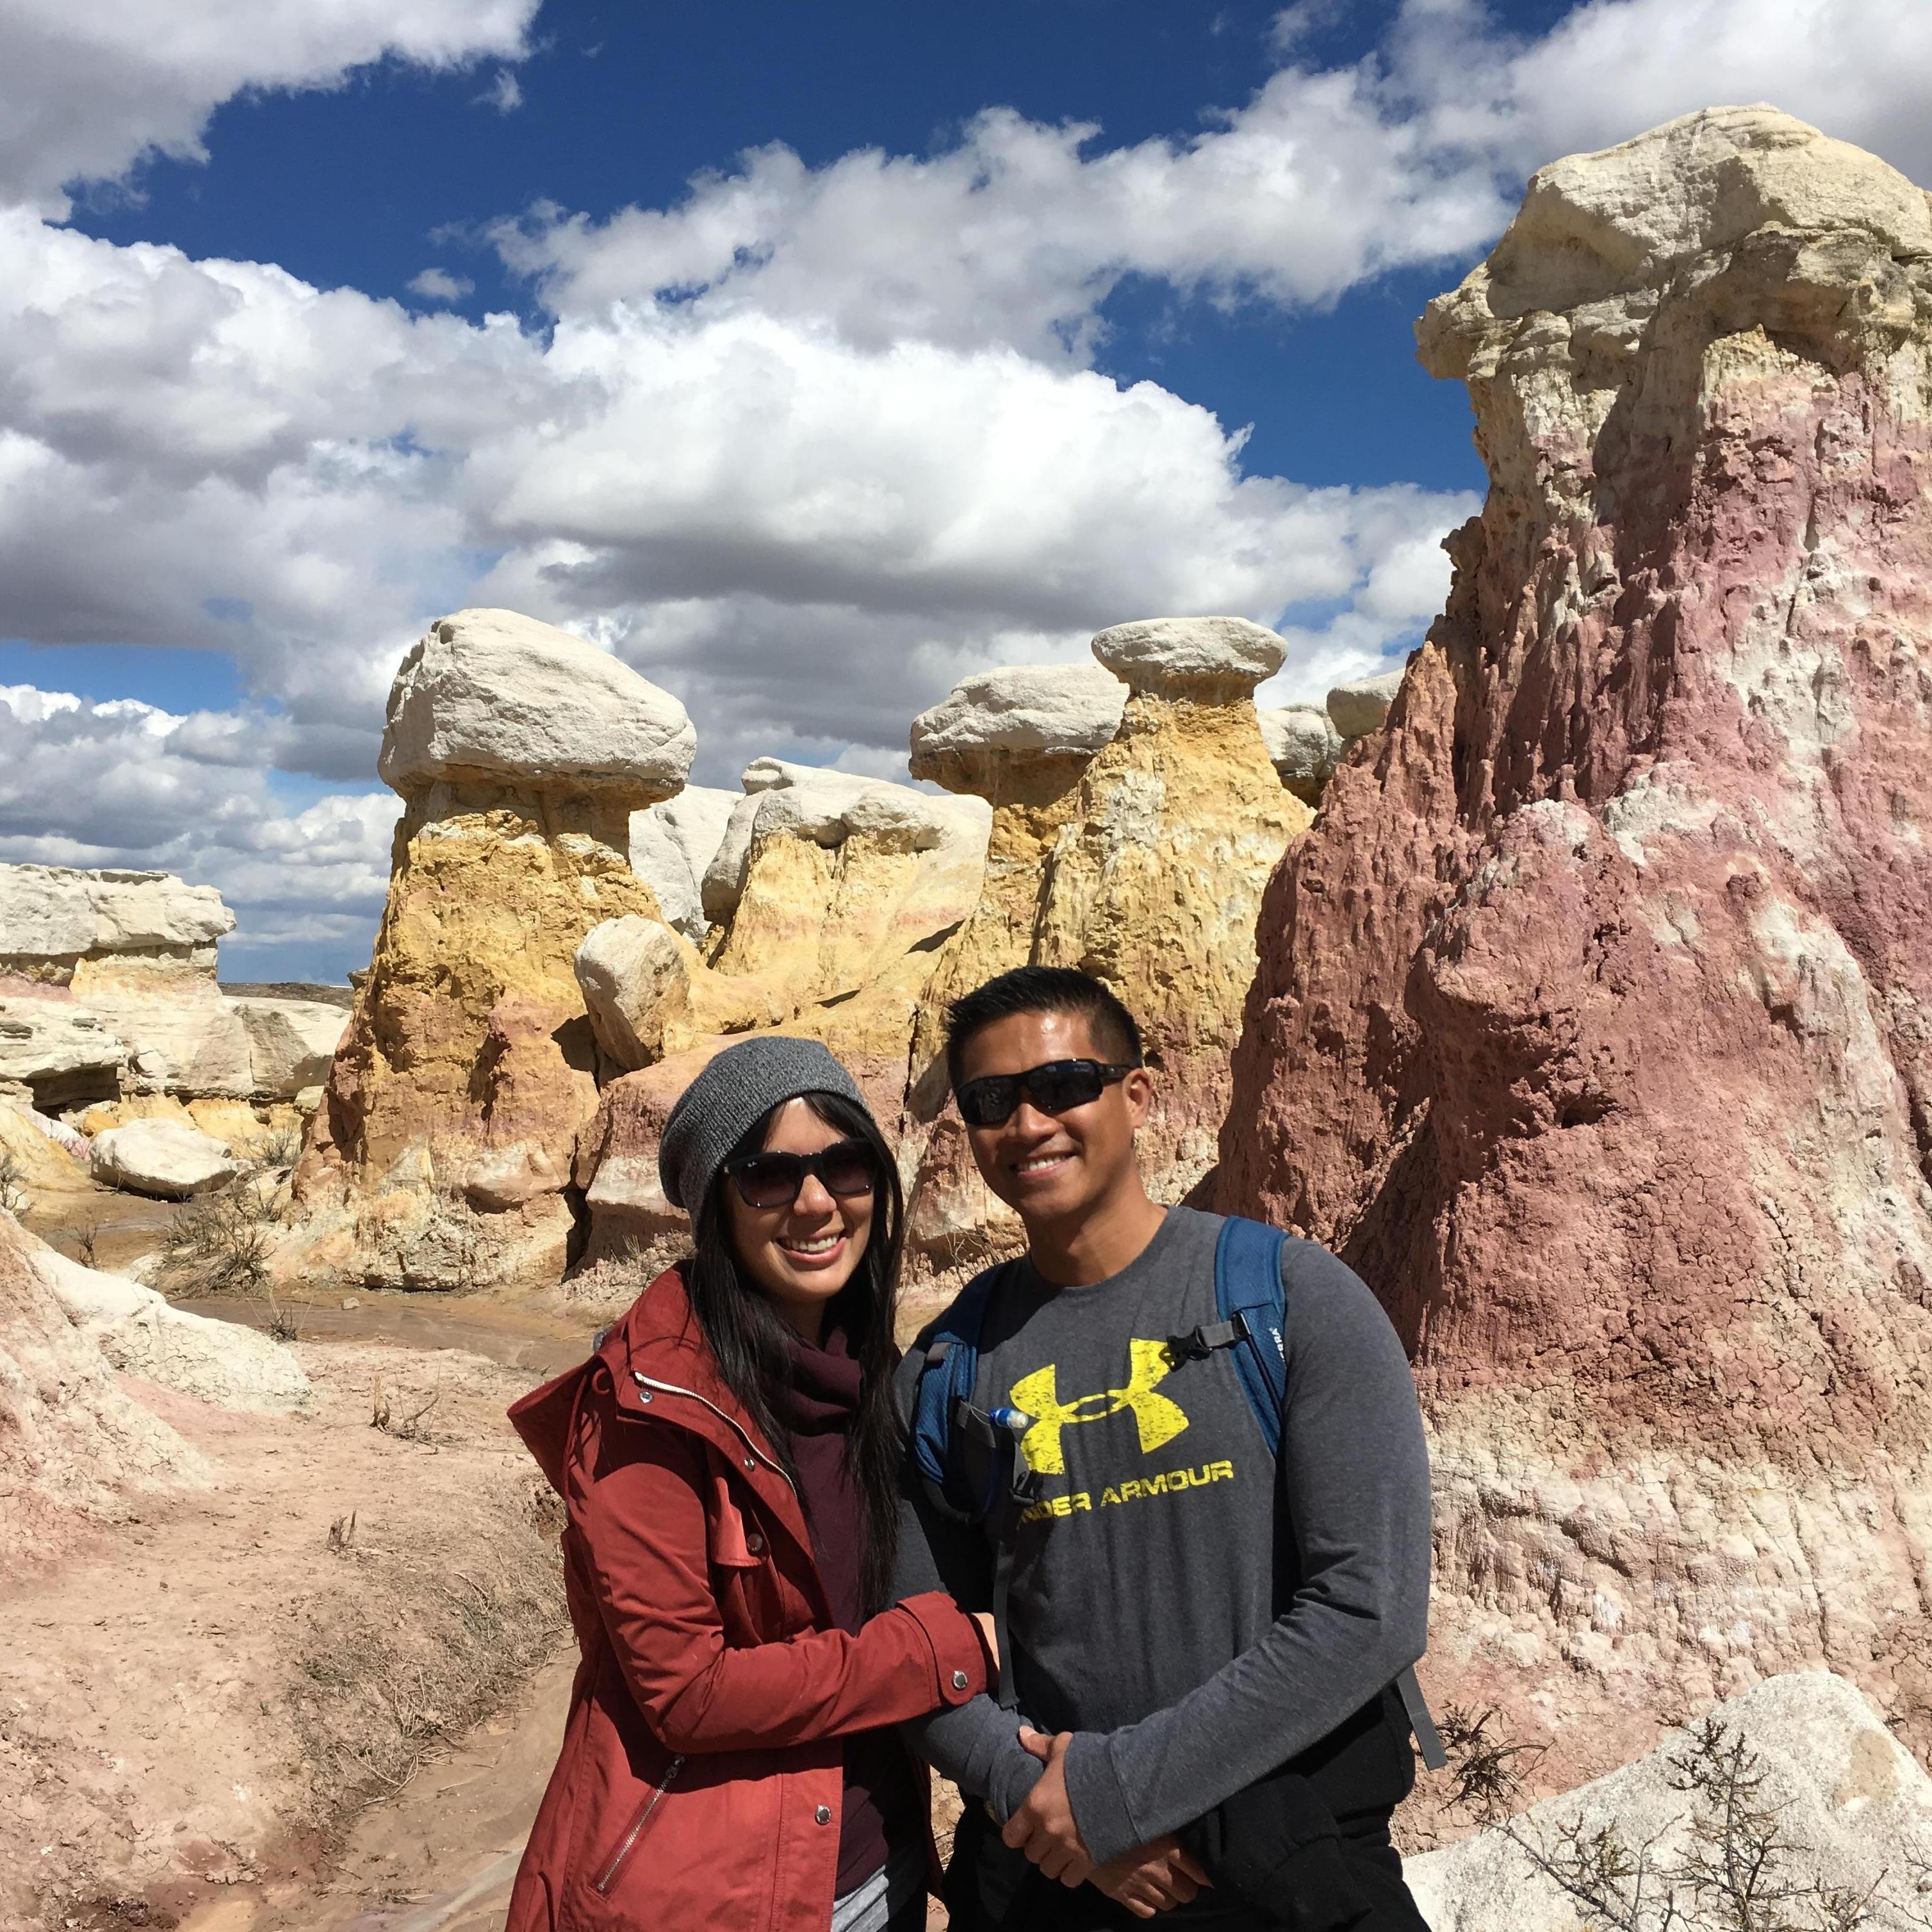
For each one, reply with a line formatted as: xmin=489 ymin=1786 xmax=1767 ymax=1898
xmin=908 ymin=1261 xmax=1009 ymax=1517
xmin=1213 ymin=1215 xmax=1289 ymax=1456
xmin=1211 ymin=1215 xmax=1446 ymax=1772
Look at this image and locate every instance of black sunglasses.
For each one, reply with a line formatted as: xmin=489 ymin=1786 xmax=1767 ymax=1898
xmin=723 ymin=1138 xmax=878 ymax=1211
xmin=954 ymin=1058 xmax=1139 ymax=1129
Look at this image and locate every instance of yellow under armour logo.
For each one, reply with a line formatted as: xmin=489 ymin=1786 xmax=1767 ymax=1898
xmin=1009 ymin=1342 xmax=1190 ymax=1477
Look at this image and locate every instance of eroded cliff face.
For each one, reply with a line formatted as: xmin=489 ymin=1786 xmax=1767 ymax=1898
xmin=1218 ymin=108 xmax=1932 ymax=1788
xmin=291 ymin=610 xmax=692 ymax=1291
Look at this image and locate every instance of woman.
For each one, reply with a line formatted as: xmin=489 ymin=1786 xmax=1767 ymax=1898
xmin=507 ymin=1036 xmax=992 ymax=1932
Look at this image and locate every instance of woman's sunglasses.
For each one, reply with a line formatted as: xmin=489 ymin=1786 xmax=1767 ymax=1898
xmin=723 ymin=1139 xmax=878 ymax=1211
xmin=953 ymin=1058 xmax=1139 ymax=1129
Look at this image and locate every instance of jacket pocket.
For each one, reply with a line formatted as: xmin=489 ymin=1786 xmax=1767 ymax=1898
xmin=591 ymin=1755 xmax=685 ymax=1897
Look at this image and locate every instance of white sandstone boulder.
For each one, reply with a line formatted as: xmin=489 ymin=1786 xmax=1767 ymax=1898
xmin=0 ymin=994 xmax=126 ymax=1109
xmin=631 ymin=783 xmax=738 ymax=940
xmin=0 ymin=864 xmax=233 ymax=961
xmin=91 ymin=1119 xmax=240 ymax=1199
xmin=378 ymin=608 xmax=696 ymax=801
xmin=575 ymin=915 xmax=692 ymax=1072
xmin=908 ymin=662 xmax=1126 ymax=790
xmin=1259 ymin=704 xmax=1345 ymax=805
xmin=1091 ymin=616 xmax=1286 ymax=696
xmin=1325 ymin=666 xmax=1407 ymax=739
xmin=229 ymin=995 xmax=348 ymax=1097
xmin=1408 ymin=1673 xmax=1932 ymax=1932
xmin=27 ymin=1236 xmax=309 ymax=1414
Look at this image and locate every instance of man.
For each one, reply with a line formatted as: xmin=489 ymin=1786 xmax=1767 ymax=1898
xmin=892 ymin=966 xmax=1434 ymax=1931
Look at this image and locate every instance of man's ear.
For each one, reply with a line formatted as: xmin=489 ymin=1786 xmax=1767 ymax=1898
xmin=1122 ymin=1065 xmax=1156 ymax=1127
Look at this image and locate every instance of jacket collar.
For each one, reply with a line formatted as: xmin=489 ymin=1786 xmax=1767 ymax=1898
xmin=510 ymin=1265 xmax=813 ymax=1555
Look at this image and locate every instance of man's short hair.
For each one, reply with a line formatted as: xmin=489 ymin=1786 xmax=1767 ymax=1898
xmin=944 ymin=965 xmax=1145 ymax=1092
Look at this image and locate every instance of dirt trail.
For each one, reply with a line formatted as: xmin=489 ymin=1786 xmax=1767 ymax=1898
xmin=178 ymin=1651 xmax=575 ymax=1932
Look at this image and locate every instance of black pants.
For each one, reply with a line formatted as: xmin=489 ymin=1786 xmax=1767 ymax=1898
xmin=943 ymin=1801 xmax=1429 ymax=1932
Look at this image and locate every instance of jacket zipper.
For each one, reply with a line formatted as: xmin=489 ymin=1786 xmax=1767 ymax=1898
xmin=593 ymin=1755 xmax=686 ymax=1895
xmin=630 ymin=1371 xmax=799 ymax=1494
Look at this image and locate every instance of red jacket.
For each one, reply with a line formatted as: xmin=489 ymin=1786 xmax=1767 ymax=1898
xmin=504 ymin=1267 xmax=989 ymax=1932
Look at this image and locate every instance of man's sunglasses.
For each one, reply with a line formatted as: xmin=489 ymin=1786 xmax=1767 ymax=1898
xmin=954 ymin=1058 xmax=1139 ymax=1129
xmin=722 ymin=1139 xmax=878 ymax=1211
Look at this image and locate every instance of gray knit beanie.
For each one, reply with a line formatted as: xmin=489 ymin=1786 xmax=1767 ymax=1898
xmin=658 ymin=1035 xmax=869 ymax=1213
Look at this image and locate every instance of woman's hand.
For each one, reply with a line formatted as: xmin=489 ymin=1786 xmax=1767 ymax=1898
xmin=1090 ymin=1837 xmax=1211 ymax=1919
xmin=970 ymin=1610 xmax=999 ymax=1669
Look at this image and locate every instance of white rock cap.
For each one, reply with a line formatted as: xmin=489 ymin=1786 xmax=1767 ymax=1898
xmin=378 ymin=608 xmax=696 ymax=802
xmin=908 ymin=662 xmax=1125 ymax=790
xmin=1326 ymin=667 xmax=1407 ymax=741
xmin=0 ymin=864 xmax=233 ymax=960
xmin=1421 ymin=107 xmax=1932 ymax=377
xmin=1258 ymin=705 xmax=1344 ymax=803
xmin=1090 ymin=616 xmax=1286 ymax=696
xmin=701 ymin=760 xmax=989 ymax=925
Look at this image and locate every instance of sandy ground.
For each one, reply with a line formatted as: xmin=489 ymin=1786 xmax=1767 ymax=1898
xmin=0 ymin=1321 xmax=593 ymax=1932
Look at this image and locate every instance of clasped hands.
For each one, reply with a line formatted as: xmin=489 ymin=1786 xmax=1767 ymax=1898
xmin=1001 ymin=1726 xmax=1209 ymax=1920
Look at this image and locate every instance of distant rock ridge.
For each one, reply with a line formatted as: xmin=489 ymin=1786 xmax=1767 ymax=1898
xmin=1218 ymin=107 xmax=1932 ymax=1790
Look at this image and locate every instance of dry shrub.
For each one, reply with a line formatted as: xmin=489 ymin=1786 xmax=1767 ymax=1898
xmin=0 ymin=1148 xmax=28 ymax=1216
xmin=156 ymin=1175 xmax=282 ymax=1294
xmin=289 ymin=1498 xmax=567 ymax=1821
xmin=1502 ymin=1717 xmax=1932 ymax=1932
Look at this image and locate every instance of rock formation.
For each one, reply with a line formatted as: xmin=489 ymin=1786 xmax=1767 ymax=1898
xmin=292 ymin=609 xmax=693 ymax=1291
xmin=630 ymin=783 xmax=736 ymax=941
xmin=25 ymin=1231 xmax=310 ymax=1414
xmin=1324 ymin=667 xmax=1406 ymax=741
xmin=0 ymin=864 xmax=248 ymax=1099
xmin=1259 ymin=704 xmax=1343 ymax=804
xmin=90 ymin=1118 xmax=240 ymax=1199
xmin=0 ymin=1211 xmax=204 ymax=1564
xmin=572 ymin=764 xmax=992 ymax=1266
xmin=1410 ymin=1673 xmax=1932 ymax=1932
xmin=1218 ymin=108 xmax=1932 ymax=1785
xmin=898 ymin=631 xmax=1309 ymax=1277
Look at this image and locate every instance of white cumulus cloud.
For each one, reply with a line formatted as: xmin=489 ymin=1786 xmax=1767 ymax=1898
xmin=0 ymin=0 xmax=538 ymax=215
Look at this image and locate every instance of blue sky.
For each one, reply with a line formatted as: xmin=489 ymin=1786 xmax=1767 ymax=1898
xmin=2 ymin=0 xmax=1927 ymax=979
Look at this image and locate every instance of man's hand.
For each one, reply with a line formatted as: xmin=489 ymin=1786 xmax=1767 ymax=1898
xmin=1090 ymin=1836 xmax=1212 ymax=1920
xmin=1003 ymin=1727 xmax=1092 ymax=1885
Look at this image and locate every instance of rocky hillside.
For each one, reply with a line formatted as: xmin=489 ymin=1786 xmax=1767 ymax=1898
xmin=1218 ymin=106 xmax=1932 ymax=1788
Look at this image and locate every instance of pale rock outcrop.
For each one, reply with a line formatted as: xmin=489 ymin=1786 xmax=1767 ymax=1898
xmin=708 ymin=764 xmax=990 ymax=998
xmin=291 ymin=609 xmax=693 ymax=1291
xmin=0 ymin=988 xmax=125 ymax=1109
xmin=27 ymin=1234 xmax=310 ymax=1414
xmin=227 ymin=996 xmax=348 ymax=1099
xmin=91 ymin=1119 xmax=240 ymax=1199
xmin=0 ymin=863 xmax=251 ymax=1100
xmin=1324 ymin=667 xmax=1407 ymax=740
xmin=1411 ymin=1674 xmax=1932 ymax=1932
xmin=573 ymin=762 xmax=995 ymax=1262
xmin=896 ymin=663 xmax=1129 ymax=1272
xmin=1258 ymin=704 xmax=1344 ymax=805
xmin=1219 ymin=108 xmax=1932 ymax=1790
xmin=630 ymin=783 xmax=737 ymax=940
xmin=0 ymin=1097 xmax=89 ymax=1208
xmin=896 ymin=635 xmax=1307 ymax=1276
xmin=0 ymin=864 xmax=232 ymax=970
xmin=0 ymin=1211 xmax=206 ymax=1562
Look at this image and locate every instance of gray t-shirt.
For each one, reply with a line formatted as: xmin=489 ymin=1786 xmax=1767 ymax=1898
xmin=891 ymin=1206 xmax=1431 ymax=1867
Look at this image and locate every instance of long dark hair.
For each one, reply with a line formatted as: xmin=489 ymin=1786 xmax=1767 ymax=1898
xmin=682 ymin=1089 xmax=905 ymax=1614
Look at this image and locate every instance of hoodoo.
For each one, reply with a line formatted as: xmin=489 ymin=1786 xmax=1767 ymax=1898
xmin=291 ymin=609 xmax=693 ymax=1291
xmin=1218 ymin=108 xmax=1932 ymax=1787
